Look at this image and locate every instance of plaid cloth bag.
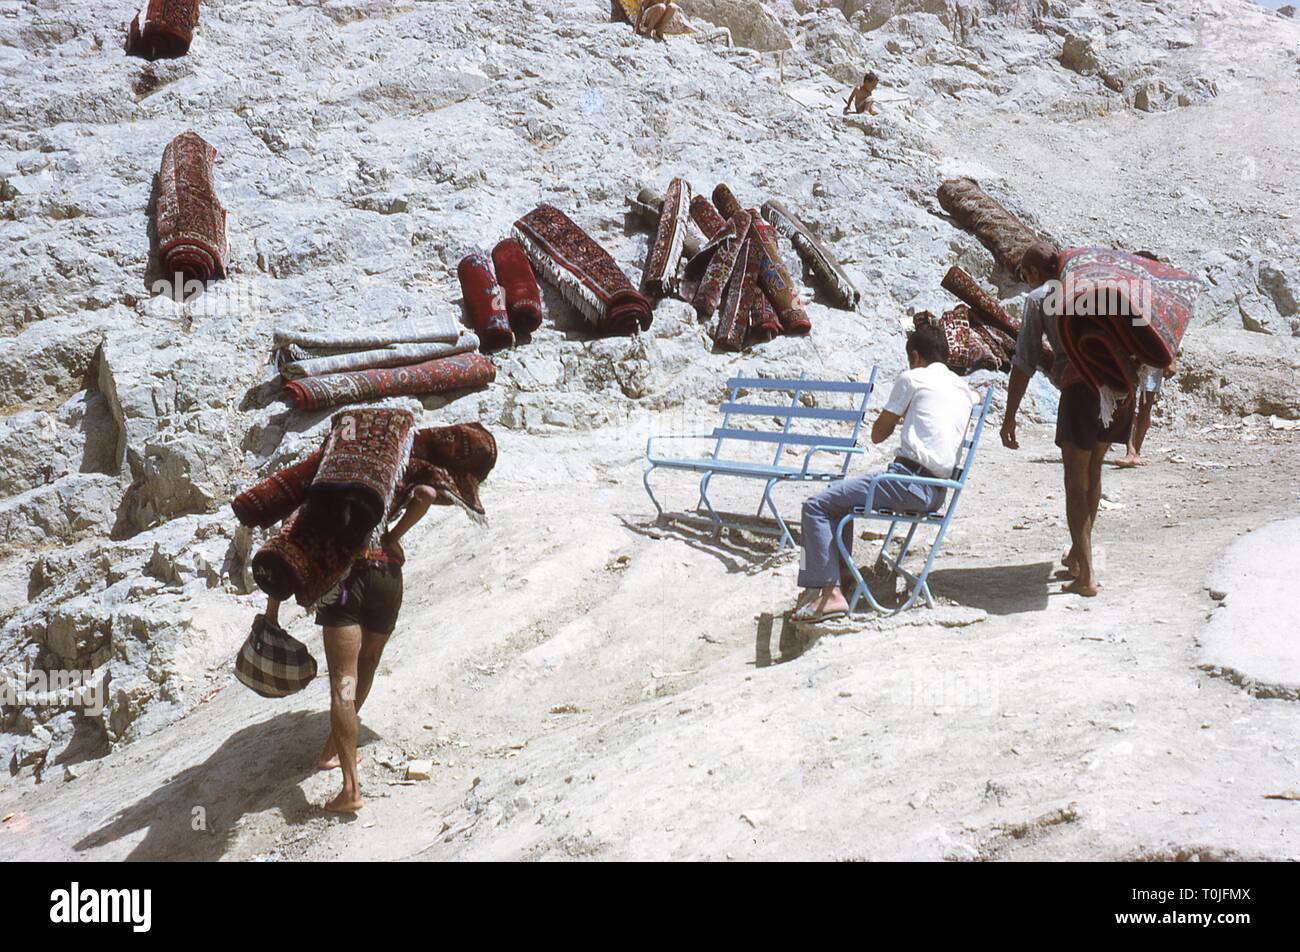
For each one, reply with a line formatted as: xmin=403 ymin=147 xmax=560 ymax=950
xmin=234 ymin=614 xmax=318 ymax=698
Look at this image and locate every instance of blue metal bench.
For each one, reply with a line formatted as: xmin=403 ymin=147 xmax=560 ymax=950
xmin=643 ymin=367 xmax=879 ymax=547
xmin=834 ymin=388 xmax=994 ymax=614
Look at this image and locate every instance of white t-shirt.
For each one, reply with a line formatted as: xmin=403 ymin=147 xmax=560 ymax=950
xmin=882 ymin=362 xmax=979 ymax=477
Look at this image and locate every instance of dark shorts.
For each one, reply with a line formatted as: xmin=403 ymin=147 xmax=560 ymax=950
xmin=315 ymin=563 xmax=404 ymax=635
xmin=1055 ymin=383 xmax=1135 ymax=451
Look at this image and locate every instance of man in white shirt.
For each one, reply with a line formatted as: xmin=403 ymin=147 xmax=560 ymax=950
xmin=793 ymin=324 xmax=979 ymax=622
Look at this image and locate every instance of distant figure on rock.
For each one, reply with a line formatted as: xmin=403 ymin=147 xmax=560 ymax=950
xmin=1000 ymin=241 xmax=1135 ymax=598
xmin=792 ymin=323 xmax=978 ymax=623
xmin=611 ymin=0 xmax=680 ymax=41
xmin=844 ymin=71 xmax=880 ymax=115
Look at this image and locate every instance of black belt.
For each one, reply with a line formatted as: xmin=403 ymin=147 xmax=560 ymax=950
xmin=894 ymin=456 xmax=942 ymax=480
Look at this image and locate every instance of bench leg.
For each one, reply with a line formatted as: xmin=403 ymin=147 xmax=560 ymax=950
xmin=643 ymin=464 xmax=664 ymax=519
xmin=698 ymin=472 xmax=722 ymax=535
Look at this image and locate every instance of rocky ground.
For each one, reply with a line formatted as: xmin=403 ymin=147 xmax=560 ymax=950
xmin=1 ymin=0 xmax=1298 ymax=860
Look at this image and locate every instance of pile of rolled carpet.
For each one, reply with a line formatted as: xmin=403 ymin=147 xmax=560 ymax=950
xmin=272 ymin=315 xmax=494 ymax=412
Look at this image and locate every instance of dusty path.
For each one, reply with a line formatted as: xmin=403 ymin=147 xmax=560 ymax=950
xmin=2 ymin=417 xmax=1296 ymax=861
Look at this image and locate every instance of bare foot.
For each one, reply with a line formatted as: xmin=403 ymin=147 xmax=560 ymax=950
xmin=1114 ymin=453 xmax=1144 ymax=469
xmin=317 ymin=736 xmax=364 ymax=770
xmin=1064 ymin=577 xmax=1101 ymax=597
xmin=317 ymin=750 xmax=364 ymax=770
xmin=1061 ymin=550 xmax=1081 ymax=578
xmin=324 ymin=789 xmax=363 ymax=814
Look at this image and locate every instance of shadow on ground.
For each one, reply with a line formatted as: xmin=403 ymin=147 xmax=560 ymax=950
xmin=927 ymin=560 xmax=1055 ymax=615
xmin=74 ymin=710 xmax=379 ymax=861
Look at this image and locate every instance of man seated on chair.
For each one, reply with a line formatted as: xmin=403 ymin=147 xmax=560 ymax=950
xmin=793 ymin=323 xmax=978 ymax=623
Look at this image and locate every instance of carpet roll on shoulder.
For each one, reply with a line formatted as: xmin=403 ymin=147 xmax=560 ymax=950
xmin=248 ymin=420 xmax=498 ymax=607
xmin=231 ymin=450 xmax=323 ymax=528
xmin=641 ymin=176 xmax=693 ymax=299
xmin=400 ymin=423 xmax=498 ymax=517
xmin=760 ymin=199 xmax=860 ymax=310
xmin=1056 ymin=247 xmax=1199 ymax=398
xmin=283 ymin=352 xmax=496 ymax=412
xmin=252 ymin=506 xmax=358 ymax=605
xmin=155 ymin=131 xmax=227 ymax=284
xmin=512 ymin=204 xmax=651 ymax=336
xmin=491 ymin=238 xmax=544 ymax=335
xmin=937 ymin=178 xmax=1055 ymax=277
xmin=457 ymin=253 xmax=514 ymax=352
xmin=308 ymin=408 xmax=416 ymax=548
xmin=127 ymin=0 xmax=199 ymax=60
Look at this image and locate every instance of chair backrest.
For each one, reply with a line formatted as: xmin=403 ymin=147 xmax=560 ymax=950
xmin=711 ymin=366 xmax=879 ymax=475
xmin=947 ymin=387 xmax=995 ymax=492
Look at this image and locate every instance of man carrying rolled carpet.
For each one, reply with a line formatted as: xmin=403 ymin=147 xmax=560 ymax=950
xmin=1000 ymin=242 xmax=1135 ymax=597
xmin=794 ymin=323 xmax=977 ymax=623
xmin=263 ymin=482 xmax=440 ymax=814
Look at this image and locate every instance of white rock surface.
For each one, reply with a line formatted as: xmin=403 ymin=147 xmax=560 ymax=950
xmin=1200 ymin=518 xmax=1300 ymax=700
xmin=0 ymin=0 xmax=1297 ymax=858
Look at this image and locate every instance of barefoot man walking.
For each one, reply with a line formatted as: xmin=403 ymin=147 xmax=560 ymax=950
xmin=263 ymin=483 xmax=439 ymax=813
xmin=1001 ymin=242 xmax=1135 ymax=597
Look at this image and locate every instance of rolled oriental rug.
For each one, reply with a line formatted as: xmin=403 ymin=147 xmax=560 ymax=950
xmin=283 ymin=352 xmax=496 ymax=412
xmin=491 ymin=238 xmax=544 ymax=335
xmin=512 ymin=204 xmax=651 ymax=336
xmin=937 ymin=178 xmax=1055 ymax=278
xmin=155 ymin=131 xmax=227 ymax=284
xmin=916 ymin=308 xmax=999 ymax=376
xmin=687 ymin=209 xmax=751 ymax=320
xmin=252 ymin=504 xmax=359 ymax=606
xmin=127 ymin=0 xmax=199 ymax=60
xmin=398 ymin=422 xmax=498 ymax=518
xmin=249 ymin=420 xmax=498 ymax=607
xmin=1056 ymin=247 xmax=1198 ymax=398
xmin=273 ymin=315 xmax=461 ymax=356
xmin=457 ymin=253 xmax=514 ymax=352
xmin=641 ymin=177 xmax=693 ymax=299
xmin=712 ymin=238 xmax=754 ymax=351
xmin=713 ymin=184 xmax=810 ymax=335
xmin=760 ymin=199 xmax=860 ymax=310
xmin=940 ymin=266 xmax=1020 ymax=338
xmin=307 ymin=408 xmax=416 ymax=548
xmin=278 ymin=332 xmax=480 ymax=380
xmin=231 ymin=450 xmax=323 ymax=529
xmin=746 ymin=250 xmax=782 ymax=342
xmin=631 ymin=186 xmax=706 ymax=260
xmin=689 ymin=195 xmax=726 ymax=240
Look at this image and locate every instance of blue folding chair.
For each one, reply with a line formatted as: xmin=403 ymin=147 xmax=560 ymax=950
xmin=834 ymin=388 xmax=994 ymax=614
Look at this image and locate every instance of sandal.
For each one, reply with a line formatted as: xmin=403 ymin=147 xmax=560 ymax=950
xmin=791 ymin=604 xmax=849 ymax=624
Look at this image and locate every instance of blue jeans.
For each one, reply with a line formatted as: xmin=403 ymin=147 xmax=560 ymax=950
xmin=797 ymin=460 xmax=947 ymax=588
